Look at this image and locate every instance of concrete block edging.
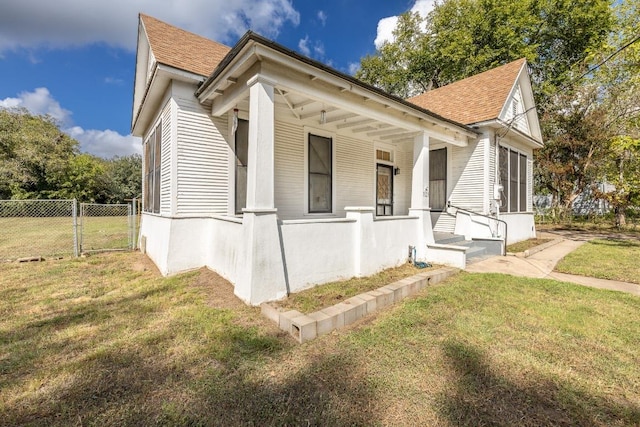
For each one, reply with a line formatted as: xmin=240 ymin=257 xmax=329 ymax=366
xmin=261 ymin=267 xmax=458 ymax=343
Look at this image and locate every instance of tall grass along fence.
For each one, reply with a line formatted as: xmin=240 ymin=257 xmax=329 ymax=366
xmin=0 ymin=199 xmax=138 ymax=262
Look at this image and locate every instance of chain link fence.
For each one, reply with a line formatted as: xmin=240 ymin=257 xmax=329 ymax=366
xmin=0 ymin=199 xmax=138 ymax=262
xmin=79 ymin=203 xmax=134 ymax=253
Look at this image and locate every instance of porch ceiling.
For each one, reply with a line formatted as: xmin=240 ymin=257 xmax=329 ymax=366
xmin=235 ymin=89 xmax=455 ymax=146
xmin=199 ymin=36 xmax=475 ymax=147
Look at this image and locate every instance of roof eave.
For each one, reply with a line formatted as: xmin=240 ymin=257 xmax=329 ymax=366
xmin=196 ymin=32 xmax=478 ymax=138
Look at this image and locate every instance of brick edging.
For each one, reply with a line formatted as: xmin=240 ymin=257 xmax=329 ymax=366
xmin=261 ymin=267 xmax=458 ymax=343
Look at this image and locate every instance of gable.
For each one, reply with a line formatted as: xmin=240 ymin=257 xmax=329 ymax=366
xmin=498 ymin=69 xmax=542 ymax=144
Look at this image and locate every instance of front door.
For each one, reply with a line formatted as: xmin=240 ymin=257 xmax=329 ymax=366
xmin=376 ymin=163 xmax=393 ymax=216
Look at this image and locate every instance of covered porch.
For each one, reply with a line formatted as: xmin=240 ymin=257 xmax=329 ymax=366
xmin=192 ymin=34 xmax=478 ymax=303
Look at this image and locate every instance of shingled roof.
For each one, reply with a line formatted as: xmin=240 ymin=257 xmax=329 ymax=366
xmin=140 ymin=13 xmax=231 ymax=77
xmin=408 ymin=58 xmax=527 ymax=125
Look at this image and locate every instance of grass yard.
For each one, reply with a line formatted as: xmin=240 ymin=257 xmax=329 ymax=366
xmin=555 ymin=238 xmax=640 ymax=284
xmin=0 ymin=216 xmax=130 ymax=261
xmin=506 ymin=238 xmax=553 ymax=253
xmin=1 ymin=252 xmax=639 ymax=426
xmin=273 ymin=262 xmax=434 ymax=312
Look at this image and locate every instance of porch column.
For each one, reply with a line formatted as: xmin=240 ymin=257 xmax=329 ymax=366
xmin=246 ymin=74 xmax=276 ymax=209
xmin=235 ymin=74 xmax=287 ymax=305
xmin=409 ymin=132 xmax=435 ymax=259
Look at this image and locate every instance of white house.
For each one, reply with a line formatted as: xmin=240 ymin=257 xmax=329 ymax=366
xmin=132 ymin=14 xmax=543 ymax=305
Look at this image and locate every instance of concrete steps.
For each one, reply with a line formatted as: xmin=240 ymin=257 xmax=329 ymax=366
xmin=432 ymin=232 xmax=503 ymax=265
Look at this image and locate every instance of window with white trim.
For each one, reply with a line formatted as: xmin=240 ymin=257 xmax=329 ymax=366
xmin=143 ymin=121 xmax=161 ymax=213
xmin=308 ymin=133 xmax=332 ymax=213
xmin=499 ymin=145 xmax=528 ymax=213
xmin=234 ymin=118 xmax=248 ymax=214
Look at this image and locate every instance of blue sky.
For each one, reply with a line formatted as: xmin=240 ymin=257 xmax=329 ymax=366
xmin=0 ymin=0 xmax=434 ymax=158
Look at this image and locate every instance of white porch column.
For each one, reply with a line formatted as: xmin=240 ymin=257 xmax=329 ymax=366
xmin=246 ymin=74 xmax=276 ymax=209
xmin=235 ymin=74 xmax=287 ymax=305
xmin=409 ymin=132 xmax=435 ymax=259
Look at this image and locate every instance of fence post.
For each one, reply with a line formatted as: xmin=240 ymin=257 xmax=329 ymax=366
xmin=72 ymin=199 xmax=79 ymax=257
xmin=132 ymin=197 xmax=138 ymax=250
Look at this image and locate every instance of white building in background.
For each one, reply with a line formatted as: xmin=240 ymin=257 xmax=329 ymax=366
xmin=131 ymin=14 xmax=543 ymax=305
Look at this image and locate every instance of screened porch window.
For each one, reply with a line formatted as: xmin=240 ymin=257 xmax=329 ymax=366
xmin=429 ymin=148 xmax=447 ymax=211
xmin=234 ymin=119 xmax=248 ymax=214
xmin=308 ymin=134 xmax=332 ymax=213
xmin=143 ymin=121 xmax=161 ymax=213
xmin=499 ymin=145 xmax=528 ymax=213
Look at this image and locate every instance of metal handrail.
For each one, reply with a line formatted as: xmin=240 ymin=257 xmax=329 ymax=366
xmin=447 ymin=202 xmax=507 ymax=256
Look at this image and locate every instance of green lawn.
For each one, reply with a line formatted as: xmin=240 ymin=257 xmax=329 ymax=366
xmin=0 ymin=216 xmax=131 ymax=261
xmin=555 ymin=238 xmax=640 ymax=284
xmin=1 ymin=252 xmax=638 ymax=426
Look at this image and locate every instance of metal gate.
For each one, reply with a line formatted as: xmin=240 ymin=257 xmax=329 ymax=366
xmin=79 ymin=202 xmax=137 ymax=253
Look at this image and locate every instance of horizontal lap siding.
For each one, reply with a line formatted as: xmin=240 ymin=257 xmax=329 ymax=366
xmin=336 ymin=134 xmax=374 ymax=216
xmin=160 ymin=102 xmax=172 ymax=215
xmin=450 ymin=140 xmax=485 ymax=212
xmin=176 ymin=96 xmax=229 ymax=215
xmin=274 ymin=121 xmax=304 ymax=220
xmin=393 ymin=141 xmax=412 ymax=215
xmin=274 ymin=121 xmax=376 ymax=219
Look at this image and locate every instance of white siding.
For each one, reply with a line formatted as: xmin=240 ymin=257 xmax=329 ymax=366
xmin=393 ymin=140 xmax=413 ymax=215
xmin=274 ymin=120 xmax=416 ymax=219
xmin=449 ymin=139 xmax=485 ymax=212
xmin=175 ymin=91 xmax=230 ymax=215
xmin=274 ymin=121 xmax=305 ymax=219
xmin=335 ymin=134 xmax=374 ymax=216
xmin=160 ymin=101 xmax=172 ymax=215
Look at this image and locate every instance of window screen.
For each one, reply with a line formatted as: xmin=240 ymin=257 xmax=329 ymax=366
xmin=308 ymin=134 xmax=332 ymax=213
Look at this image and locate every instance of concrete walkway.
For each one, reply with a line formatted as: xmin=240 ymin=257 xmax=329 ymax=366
xmin=466 ymin=238 xmax=640 ymax=296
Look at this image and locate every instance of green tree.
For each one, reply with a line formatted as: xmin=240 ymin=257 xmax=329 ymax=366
xmin=0 ymin=108 xmax=78 ymax=199
xmin=104 ymin=154 xmax=142 ymax=203
xmin=357 ymin=0 xmax=613 ymax=105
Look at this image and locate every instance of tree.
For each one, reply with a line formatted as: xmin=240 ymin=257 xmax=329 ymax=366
xmin=357 ymin=0 xmax=614 ymax=106
xmin=104 ymin=154 xmax=142 ymax=203
xmin=1 ymin=108 xmax=143 ymax=203
xmin=0 ymin=108 xmax=78 ymax=199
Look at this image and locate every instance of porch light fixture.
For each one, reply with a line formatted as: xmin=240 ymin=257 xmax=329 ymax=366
xmin=320 ymin=109 xmax=326 ymax=124
xmin=394 ymin=167 xmax=400 ymax=176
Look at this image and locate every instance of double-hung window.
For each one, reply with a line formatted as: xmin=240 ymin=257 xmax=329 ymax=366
xmin=143 ymin=121 xmax=162 ymax=213
xmin=499 ymin=145 xmax=528 ymax=213
xmin=308 ymin=133 xmax=332 ymax=213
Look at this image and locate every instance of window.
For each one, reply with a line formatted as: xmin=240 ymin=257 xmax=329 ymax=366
xmin=499 ymin=145 xmax=528 ymax=213
xmin=308 ymin=134 xmax=332 ymax=213
xmin=235 ymin=119 xmax=248 ymax=214
xmin=143 ymin=121 xmax=161 ymax=213
xmin=429 ymin=148 xmax=447 ymax=211
xmin=376 ymin=149 xmax=392 ymax=162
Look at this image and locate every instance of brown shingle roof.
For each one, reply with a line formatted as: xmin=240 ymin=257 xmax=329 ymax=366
xmin=140 ymin=14 xmax=231 ymax=77
xmin=408 ymin=58 xmax=526 ymax=125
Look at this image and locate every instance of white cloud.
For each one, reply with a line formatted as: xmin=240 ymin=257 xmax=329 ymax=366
xmin=67 ymin=127 xmax=141 ymax=158
xmin=298 ymin=36 xmax=311 ymax=56
xmin=374 ymin=0 xmax=435 ymax=49
xmin=317 ymin=10 xmax=327 ymax=26
xmin=1 ymin=88 xmax=140 ymax=158
xmin=348 ymin=62 xmax=360 ymax=75
xmin=0 ymin=87 xmax=72 ymax=124
xmin=0 ymin=0 xmax=300 ymax=53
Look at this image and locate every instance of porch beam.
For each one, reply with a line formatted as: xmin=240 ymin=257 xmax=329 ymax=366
xmin=336 ymin=118 xmax=374 ymax=129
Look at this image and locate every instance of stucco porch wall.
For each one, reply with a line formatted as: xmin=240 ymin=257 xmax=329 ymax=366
xmin=501 ymin=212 xmax=536 ymax=244
xmin=279 ymin=218 xmax=357 ymax=293
xmin=454 ymin=210 xmax=503 ymax=240
xmin=139 ymin=214 xmax=212 ymax=275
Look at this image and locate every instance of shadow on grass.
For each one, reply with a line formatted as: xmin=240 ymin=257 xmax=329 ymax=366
xmin=589 ymin=238 xmax=640 ymax=248
xmin=438 ymin=340 xmax=640 ymax=426
xmin=1 ymin=279 xmax=374 ymax=426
